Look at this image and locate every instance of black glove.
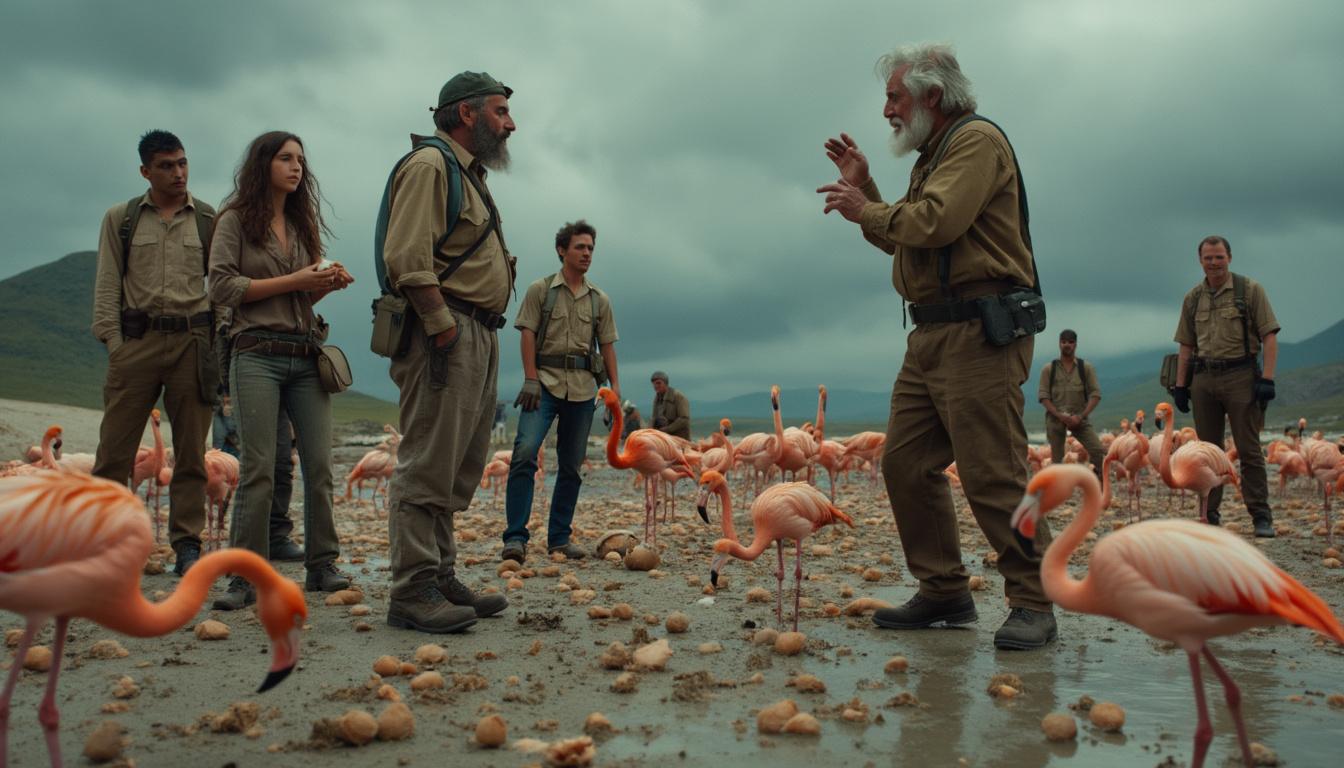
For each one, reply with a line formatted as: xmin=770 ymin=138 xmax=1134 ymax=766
xmin=1253 ymin=377 xmax=1276 ymax=403
xmin=653 ymin=417 xmax=667 ymax=429
xmin=1172 ymin=386 xmax=1191 ymax=414
xmin=513 ymin=378 xmax=541 ymax=411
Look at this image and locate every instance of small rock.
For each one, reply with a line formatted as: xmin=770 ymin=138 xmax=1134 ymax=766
xmin=757 ymin=699 xmax=799 ymax=733
xmin=789 ymin=674 xmax=826 ymax=693
xmin=782 ymin=712 xmax=821 ymax=736
xmin=752 ymin=628 xmax=780 ymax=646
xmin=338 ymin=709 xmax=378 ymax=746
xmin=544 ymin=735 xmax=596 ymax=766
xmin=82 ymin=720 xmax=126 ymax=763
xmin=414 ymin=644 xmax=447 ymax=665
xmin=746 ymin=587 xmax=771 ymax=603
xmin=665 ymin=612 xmax=690 ymax=633
xmin=698 ymin=642 xmax=723 ymax=654
xmin=611 ymin=603 xmax=634 ymax=620
xmin=1088 ymin=701 xmax=1125 ymax=732
xmin=884 ymin=656 xmax=909 ymax=674
xmin=611 ymin=671 xmax=639 ymax=693
xmin=633 ymin=638 xmax=673 ymax=670
xmin=324 ymin=589 xmax=363 ymax=606
xmin=1250 ymin=742 xmax=1279 ymax=765
xmin=1041 ymin=712 xmax=1076 ymax=741
xmin=861 ymin=568 xmax=883 ymax=582
xmin=349 ymin=604 xmax=372 ymax=616
xmin=23 ymin=645 xmax=53 ymax=671
xmin=410 ymin=671 xmax=445 ymax=691
xmin=373 ymin=655 xmax=402 ymax=677
xmin=583 ymin=712 xmax=614 ymax=735
xmin=88 ymin=640 xmax=130 ymax=659
xmin=774 ymin=632 xmax=806 ymax=656
xmin=475 ymin=714 xmax=507 ymax=748
xmin=194 ymin=620 xmax=230 ymax=641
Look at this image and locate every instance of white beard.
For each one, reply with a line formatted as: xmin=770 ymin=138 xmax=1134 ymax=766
xmin=887 ymin=105 xmax=936 ymax=157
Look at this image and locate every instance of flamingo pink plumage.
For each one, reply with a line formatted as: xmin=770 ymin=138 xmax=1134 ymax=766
xmin=345 ymin=431 xmax=400 ymax=510
xmin=840 ymin=431 xmax=884 ymax=483
xmin=479 ymin=458 xmax=509 ymax=509
xmin=1302 ymin=440 xmax=1343 ymax=545
xmin=733 ymin=387 xmax=788 ymax=500
xmin=203 ymin=449 xmax=240 ymax=550
xmin=0 ymin=470 xmax=306 ymax=768
xmin=598 ymin=387 xmax=694 ymax=548
xmin=696 ymin=469 xmax=853 ymax=631
xmin=130 ymin=409 xmax=167 ymax=540
xmin=1154 ymin=402 xmax=1240 ymax=524
xmin=1012 ymin=464 xmax=1344 ymax=768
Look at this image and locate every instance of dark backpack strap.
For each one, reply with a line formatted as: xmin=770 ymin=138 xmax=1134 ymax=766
xmin=1233 ymin=273 xmax=1251 ymax=360
xmin=1049 ymin=359 xmax=1057 ymax=394
xmin=120 ymin=196 xmax=215 ymax=276
xmin=373 ymin=138 xmax=464 ymax=295
xmin=1078 ymin=358 xmax=1089 ymax=401
xmin=194 ymin=201 xmax=215 ymax=273
xmin=119 ymin=196 xmax=145 ymax=276
xmin=929 ymin=114 xmax=1040 ymax=298
xmin=534 ymin=274 xmax=561 ymax=354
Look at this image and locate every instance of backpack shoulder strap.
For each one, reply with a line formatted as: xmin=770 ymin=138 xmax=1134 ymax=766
xmin=534 ymin=274 xmax=562 ymax=352
xmin=118 ymin=196 xmax=145 ymax=276
xmin=1049 ymin=359 xmax=1057 ymax=393
xmin=373 ymin=138 xmax=464 ymax=295
xmin=1078 ymin=358 xmax=1090 ymax=401
xmin=1233 ymin=273 xmax=1251 ymax=358
xmin=193 ymin=199 xmax=216 ymax=273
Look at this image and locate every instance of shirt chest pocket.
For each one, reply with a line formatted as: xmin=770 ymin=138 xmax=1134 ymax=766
xmin=176 ymin=226 xmax=206 ymax=298
xmin=129 ymin=229 xmax=160 ymax=272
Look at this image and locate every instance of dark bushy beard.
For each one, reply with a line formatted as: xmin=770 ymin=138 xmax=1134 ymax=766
xmin=472 ymin=119 xmax=511 ymax=171
xmin=888 ymin=103 xmax=935 ymax=158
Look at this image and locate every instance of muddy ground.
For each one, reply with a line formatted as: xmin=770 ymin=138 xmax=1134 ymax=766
xmin=3 ymin=402 xmax=1343 ymax=767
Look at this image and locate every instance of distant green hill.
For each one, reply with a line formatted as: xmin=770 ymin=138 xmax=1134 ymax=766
xmin=0 ymin=251 xmax=399 ymax=425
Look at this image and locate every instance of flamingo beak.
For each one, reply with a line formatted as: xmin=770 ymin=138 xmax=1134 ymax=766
xmin=697 ymin=504 xmax=709 ymax=524
xmin=1155 ymin=416 xmax=1163 ymax=430
xmin=259 ymin=627 xmax=302 ymax=693
xmin=710 ymin=568 xmax=719 ymax=588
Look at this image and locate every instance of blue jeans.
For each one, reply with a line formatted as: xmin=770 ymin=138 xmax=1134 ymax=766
xmin=503 ymin=388 xmax=595 ymax=547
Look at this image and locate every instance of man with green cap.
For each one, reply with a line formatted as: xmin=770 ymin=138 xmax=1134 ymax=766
xmin=382 ymin=71 xmax=516 ymax=634
xmin=650 ymin=371 xmax=690 ymax=440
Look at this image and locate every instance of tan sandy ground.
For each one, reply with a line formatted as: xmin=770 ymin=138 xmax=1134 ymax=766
xmin=2 ymin=400 xmax=1343 ymax=767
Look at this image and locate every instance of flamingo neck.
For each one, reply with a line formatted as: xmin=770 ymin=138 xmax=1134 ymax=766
xmin=151 ymin=419 xmax=165 ymax=463
xmin=604 ymin=398 xmax=634 ymax=469
xmin=1158 ymin=413 xmax=1177 ymax=487
xmin=1039 ymin=479 xmax=1099 ymax=614
xmin=1100 ymin=456 xmax=1114 ymax=509
xmin=770 ymin=398 xmax=784 ymax=460
xmin=41 ymin=432 xmax=59 ymax=469
xmin=91 ymin=549 xmax=279 ymax=638
xmin=815 ymin=390 xmax=826 ymax=443
xmin=721 ymin=527 xmax=772 ymax=563
xmin=715 ymin=482 xmax=739 ymax=543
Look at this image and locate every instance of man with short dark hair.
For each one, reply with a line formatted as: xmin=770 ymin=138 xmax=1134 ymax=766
xmin=501 ymin=219 xmax=620 ymax=563
xmin=382 ymin=72 xmax=517 ymax=633
xmin=650 ymin=371 xmax=690 ymax=440
xmin=1171 ymin=235 xmax=1279 ymax=537
xmin=91 ymin=130 xmax=215 ymax=577
xmin=1038 ymin=329 xmax=1104 ymax=477
xmin=817 ymin=43 xmax=1055 ymax=649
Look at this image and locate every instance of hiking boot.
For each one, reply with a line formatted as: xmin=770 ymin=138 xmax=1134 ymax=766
xmin=173 ymin=541 xmax=201 ymax=577
xmin=212 ymin=576 xmax=255 ymax=611
xmin=269 ymin=538 xmax=305 ymax=562
xmin=500 ymin=542 xmax=527 ymax=564
xmin=1206 ymin=510 xmax=1222 ymax=526
xmin=873 ymin=592 xmax=977 ymax=629
xmin=547 ymin=542 xmax=587 ymax=561
xmin=439 ymin=575 xmax=509 ymax=618
xmin=993 ymin=607 xmax=1058 ymax=650
xmin=305 ymin=562 xmax=352 ymax=592
xmin=1252 ymin=518 xmax=1276 ymax=538
xmin=386 ymin=585 xmax=478 ymax=634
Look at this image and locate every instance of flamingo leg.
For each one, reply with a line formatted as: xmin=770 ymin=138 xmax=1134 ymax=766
xmin=1201 ymin=647 xmax=1254 ymax=767
xmin=1187 ymin=650 xmax=1213 ymax=768
xmin=775 ymin=540 xmax=785 ymax=628
xmin=1197 ymin=493 xmax=1209 ymax=524
xmin=793 ymin=539 xmax=804 ymax=633
xmin=36 ymin=616 xmax=69 ymax=768
xmin=1 ymin=622 xmax=41 ymax=767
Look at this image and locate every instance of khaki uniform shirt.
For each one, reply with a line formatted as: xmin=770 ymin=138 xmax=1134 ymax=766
xmin=207 ymin=210 xmax=318 ymax=336
xmin=1038 ymin=359 xmax=1101 ymax=423
xmin=382 ymin=131 xmax=514 ymax=336
xmin=91 ymin=191 xmax=211 ymax=352
xmin=652 ymin=387 xmax=691 ymax=440
xmin=1173 ymin=275 xmax=1279 ymax=359
xmin=515 ymin=273 xmax=618 ymax=401
xmin=858 ymin=116 xmax=1033 ymax=304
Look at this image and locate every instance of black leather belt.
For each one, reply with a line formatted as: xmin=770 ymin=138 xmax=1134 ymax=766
xmin=234 ymin=333 xmax=316 ymax=357
xmin=536 ymin=353 xmax=592 ymax=371
xmin=1194 ymin=356 xmax=1253 ymax=373
xmin=148 ymin=311 xmax=212 ymax=333
xmin=443 ymin=295 xmax=506 ymax=330
xmin=908 ymin=299 xmax=979 ymax=325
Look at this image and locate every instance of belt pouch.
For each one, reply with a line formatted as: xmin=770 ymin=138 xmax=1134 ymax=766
xmin=371 ymin=293 xmax=413 ymax=358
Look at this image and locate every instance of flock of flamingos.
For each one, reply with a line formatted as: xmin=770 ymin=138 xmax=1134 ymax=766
xmin=2 ymin=384 xmax=1343 ymax=767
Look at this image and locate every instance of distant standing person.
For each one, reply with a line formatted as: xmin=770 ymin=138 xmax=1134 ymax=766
xmin=381 ymin=72 xmax=517 ymax=633
xmin=650 ymin=371 xmax=690 ymax=440
xmin=1170 ymin=235 xmax=1279 ymax=537
xmin=91 ymin=130 xmax=215 ymax=577
xmin=1038 ymin=329 xmax=1104 ymax=477
xmin=207 ymin=131 xmax=354 ymax=609
xmin=817 ymin=43 xmax=1056 ymax=649
xmin=502 ymin=219 xmax=620 ymax=563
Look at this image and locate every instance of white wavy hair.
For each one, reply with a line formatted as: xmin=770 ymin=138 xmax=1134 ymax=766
xmin=875 ymin=43 xmax=977 ymax=115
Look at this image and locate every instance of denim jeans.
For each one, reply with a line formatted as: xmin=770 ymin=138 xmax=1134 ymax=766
xmin=229 ymin=332 xmax=338 ymax=568
xmin=503 ymin=388 xmax=596 ymax=547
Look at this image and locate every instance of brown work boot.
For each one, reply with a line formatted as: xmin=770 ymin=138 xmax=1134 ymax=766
xmin=304 ymin=562 xmax=352 ymax=592
xmin=387 ymin=585 xmax=478 ymax=634
xmin=547 ymin=542 xmax=587 ymax=560
xmin=439 ymin=575 xmax=509 ymax=618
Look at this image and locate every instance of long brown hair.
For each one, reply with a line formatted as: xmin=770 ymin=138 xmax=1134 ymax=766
xmin=220 ymin=131 xmax=329 ymax=262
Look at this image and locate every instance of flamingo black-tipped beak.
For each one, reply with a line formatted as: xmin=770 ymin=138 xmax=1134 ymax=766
xmin=697 ymin=504 xmax=710 ymax=524
xmin=1156 ymin=416 xmax=1163 ymax=430
xmin=710 ymin=569 xmax=719 ymax=588
xmin=258 ymin=664 xmax=294 ymax=693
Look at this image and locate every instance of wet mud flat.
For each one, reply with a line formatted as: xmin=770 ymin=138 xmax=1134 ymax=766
xmin=4 ymin=447 xmax=1343 ymax=767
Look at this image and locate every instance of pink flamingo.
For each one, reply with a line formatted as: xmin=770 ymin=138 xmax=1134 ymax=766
xmin=598 ymin=387 xmax=694 ymax=549
xmin=840 ymin=431 xmax=885 ymax=483
xmin=203 ymin=449 xmax=240 ymax=550
xmin=696 ymin=469 xmax=852 ymax=631
xmin=733 ymin=387 xmax=788 ymax=501
xmin=816 ymin=439 xmax=848 ymax=501
xmin=0 ymin=470 xmax=306 ymax=768
xmin=1302 ymin=440 xmax=1343 ymax=545
xmin=345 ymin=433 xmax=399 ymax=509
xmin=1268 ymin=444 xmax=1310 ymax=498
xmin=1012 ymin=464 xmax=1344 ymax=768
xmin=1154 ymin=402 xmax=1240 ymax=524
xmin=1102 ymin=410 xmax=1150 ymax=515
xmin=479 ymin=458 xmax=509 ymax=509
xmin=131 ymin=409 xmax=167 ymax=540
xmin=3 ymin=427 xmax=63 ymax=477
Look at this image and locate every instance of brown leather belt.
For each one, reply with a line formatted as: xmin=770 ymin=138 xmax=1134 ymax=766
xmin=443 ymin=294 xmax=506 ymax=330
xmin=144 ymin=311 xmax=212 ymax=333
xmin=234 ymin=333 xmax=316 ymax=357
xmin=1193 ymin=357 xmax=1253 ymax=373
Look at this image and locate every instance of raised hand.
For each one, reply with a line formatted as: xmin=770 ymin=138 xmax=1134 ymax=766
xmin=823 ymin=132 xmax=870 ymax=186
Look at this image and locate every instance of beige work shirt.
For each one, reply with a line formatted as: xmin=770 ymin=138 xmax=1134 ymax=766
xmin=515 ymin=272 xmax=619 ymax=401
xmin=652 ymin=388 xmax=691 ymax=440
xmin=207 ymin=209 xmax=318 ymax=336
xmin=91 ymin=191 xmax=211 ymax=351
xmin=1038 ymin=359 xmax=1101 ymax=423
xmin=1173 ymin=274 xmax=1279 ymax=359
xmin=858 ymin=116 xmax=1034 ymax=304
xmin=382 ymin=131 xmax=514 ymax=336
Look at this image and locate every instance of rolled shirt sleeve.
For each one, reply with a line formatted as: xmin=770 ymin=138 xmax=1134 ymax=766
xmin=596 ymin=291 xmax=618 ymax=345
xmin=384 ymin=156 xmax=455 ymax=335
xmin=1036 ymin=365 xmax=1052 ymax=403
xmin=207 ymin=210 xmax=252 ymax=309
xmin=91 ymin=205 xmax=127 ymax=349
xmin=513 ymin=279 xmax=545 ymax=333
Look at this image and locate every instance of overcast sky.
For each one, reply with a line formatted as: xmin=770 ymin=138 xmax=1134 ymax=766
xmin=3 ymin=0 xmax=1341 ymax=404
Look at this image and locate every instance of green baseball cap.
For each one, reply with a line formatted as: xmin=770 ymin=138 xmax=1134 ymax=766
xmin=432 ymin=71 xmax=513 ymax=112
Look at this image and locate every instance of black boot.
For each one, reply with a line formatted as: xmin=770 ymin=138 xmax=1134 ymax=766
xmin=439 ymin=575 xmax=509 ymax=618
xmin=873 ymin=592 xmax=977 ymax=629
xmin=212 ymin=576 xmax=255 ymax=611
xmin=1252 ymin=516 xmax=1276 ymax=538
xmin=993 ymin=607 xmax=1058 ymax=650
xmin=173 ymin=541 xmax=201 ymax=577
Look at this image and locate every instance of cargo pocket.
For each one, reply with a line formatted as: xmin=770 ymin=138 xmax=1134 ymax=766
xmin=427 ymin=324 xmax=462 ymax=391
xmin=195 ymin=332 xmax=221 ymax=405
